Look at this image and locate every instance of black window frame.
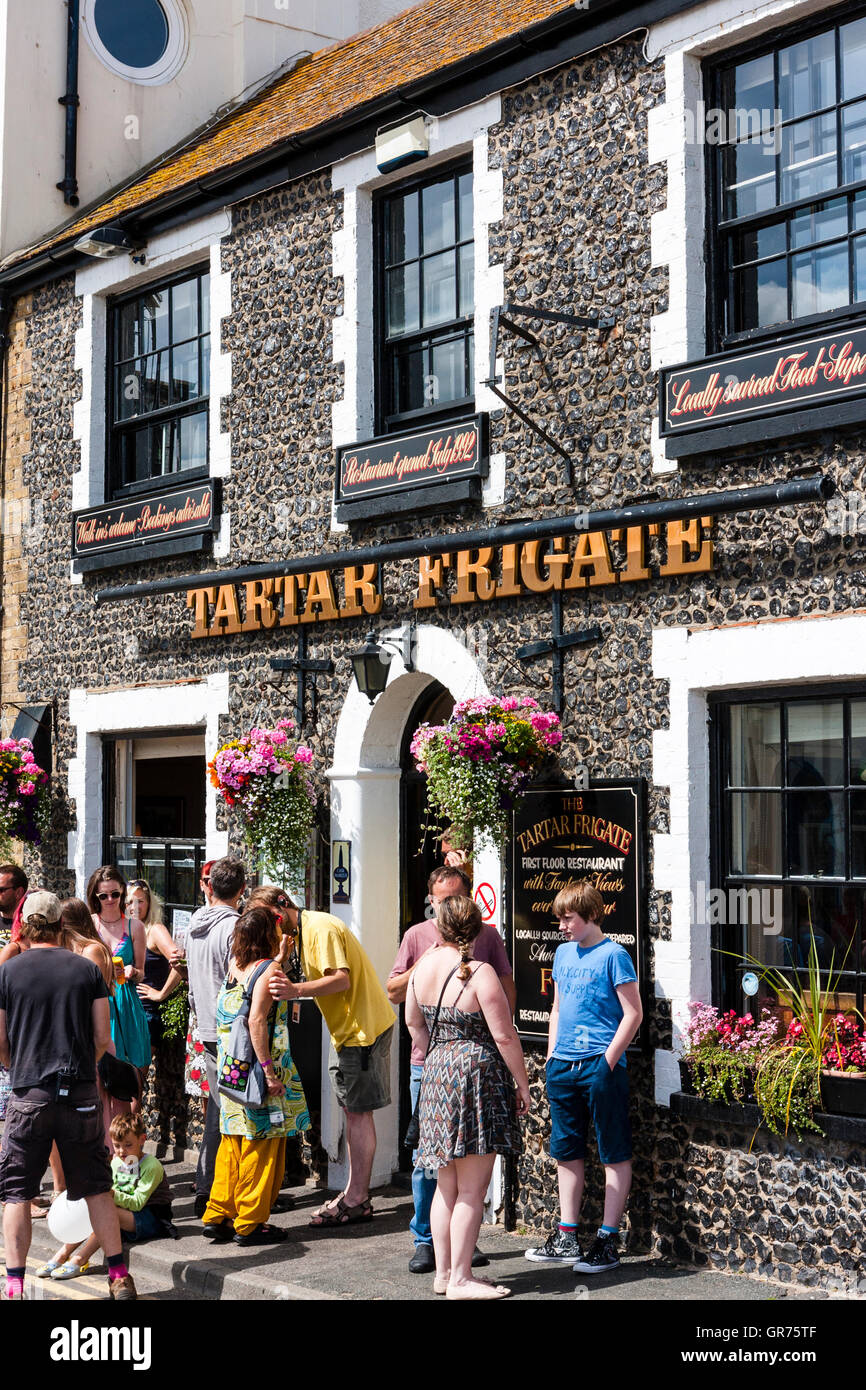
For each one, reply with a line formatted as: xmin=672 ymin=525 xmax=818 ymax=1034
xmin=106 ymin=264 xmax=210 ymax=501
xmin=374 ymin=160 xmax=475 ymax=435
xmin=710 ymin=682 xmax=866 ymax=1023
xmin=706 ymin=1 xmax=866 ymax=353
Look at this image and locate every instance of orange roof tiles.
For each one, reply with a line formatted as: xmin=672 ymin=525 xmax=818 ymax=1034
xmin=4 ymin=0 xmax=578 ymax=270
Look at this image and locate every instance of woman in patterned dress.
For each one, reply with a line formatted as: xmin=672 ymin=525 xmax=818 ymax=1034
xmin=202 ymin=907 xmax=309 ymax=1245
xmin=406 ymin=895 xmax=530 ymax=1300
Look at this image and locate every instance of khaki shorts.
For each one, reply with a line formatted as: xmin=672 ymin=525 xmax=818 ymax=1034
xmin=328 ymin=1026 xmax=393 ymax=1113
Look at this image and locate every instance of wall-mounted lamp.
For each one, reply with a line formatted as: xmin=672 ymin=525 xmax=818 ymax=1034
xmin=350 ymin=625 xmax=415 ymax=704
xmin=73 ymin=226 xmax=143 ymax=259
xmin=375 ymin=114 xmax=429 ymax=174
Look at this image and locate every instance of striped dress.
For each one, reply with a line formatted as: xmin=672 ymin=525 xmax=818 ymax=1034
xmin=414 ymin=986 xmax=522 ymax=1170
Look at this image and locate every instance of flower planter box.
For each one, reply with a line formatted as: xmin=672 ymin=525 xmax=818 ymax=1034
xmin=820 ymin=1069 xmax=866 ymax=1117
xmin=678 ymin=1060 xmax=695 ymax=1095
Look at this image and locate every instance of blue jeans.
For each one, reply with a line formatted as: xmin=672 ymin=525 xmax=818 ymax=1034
xmin=410 ymin=1064 xmax=435 ymax=1247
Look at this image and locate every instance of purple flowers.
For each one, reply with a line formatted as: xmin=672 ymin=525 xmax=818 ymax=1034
xmin=0 ymin=736 xmax=50 ymax=846
xmin=208 ymin=718 xmax=316 ymax=881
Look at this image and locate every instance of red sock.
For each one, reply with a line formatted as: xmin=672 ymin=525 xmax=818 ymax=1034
xmin=107 ymin=1262 xmax=129 ymax=1281
xmin=5 ymin=1275 xmax=23 ymax=1299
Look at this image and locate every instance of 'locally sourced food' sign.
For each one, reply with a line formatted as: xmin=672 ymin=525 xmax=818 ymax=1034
xmin=660 ymin=322 xmax=866 ymax=437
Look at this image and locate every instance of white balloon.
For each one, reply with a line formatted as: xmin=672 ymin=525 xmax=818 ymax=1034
xmin=47 ymin=1191 xmax=93 ymax=1244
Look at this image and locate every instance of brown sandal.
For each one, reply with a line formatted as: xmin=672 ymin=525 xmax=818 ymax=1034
xmin=309 ymin=1193 xmax=373 ymax=1226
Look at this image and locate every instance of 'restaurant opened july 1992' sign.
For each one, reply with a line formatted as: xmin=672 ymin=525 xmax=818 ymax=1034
xmin=335 ymin=415 xmax=485 ymax=502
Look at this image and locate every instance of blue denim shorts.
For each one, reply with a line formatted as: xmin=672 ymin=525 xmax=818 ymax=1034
xmin=130 ymin=1205 xmax=170 ymax=1242
xmin=546 ymin=1054 xmax=632 ymax=1165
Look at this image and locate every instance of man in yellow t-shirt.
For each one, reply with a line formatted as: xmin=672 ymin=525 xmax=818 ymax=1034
xmin=269 ymin=901 xmax=395 ymax=1227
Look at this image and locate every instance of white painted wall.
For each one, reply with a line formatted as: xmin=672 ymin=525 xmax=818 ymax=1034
xmin=651 ymin=613 xmax=866 ymax=1106
xmin=0 ymin=0 xmax=421 ymax=258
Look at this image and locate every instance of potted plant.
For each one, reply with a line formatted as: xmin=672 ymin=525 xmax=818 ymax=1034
xmin=727 ymin=925 xmax=853 ymax=1136
xmin=409 ymin=695 xmax=562 ymax=852
xmin=0 ymin=735 xmax=50 ymax=853
xmin=208 ymin=718 xmax=315 ymax=884
xmin=819 ymin=1013 xmax=866 ymax=1117
xmin=679 ymin=1002 xmax=779 ymax=1105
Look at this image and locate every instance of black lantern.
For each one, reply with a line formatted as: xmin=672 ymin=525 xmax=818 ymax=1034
xmin=351 ymin=631 xmax=392 ymax=704
xmin=350 ymin=625 xmax=416 ymax=703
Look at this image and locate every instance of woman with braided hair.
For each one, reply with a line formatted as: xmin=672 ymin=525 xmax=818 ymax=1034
xmin=406 ymin=894 xmax=529 ymax=1300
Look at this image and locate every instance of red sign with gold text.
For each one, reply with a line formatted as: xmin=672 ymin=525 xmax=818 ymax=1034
xmin=73 ymin=482 xmax=218 ymax=557
xmin=660 ymin=322 xmax=866 ymax=435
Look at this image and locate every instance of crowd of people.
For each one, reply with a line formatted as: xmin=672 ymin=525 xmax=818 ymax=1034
xmin=0 ymin=851 xmax=643 ymax=1303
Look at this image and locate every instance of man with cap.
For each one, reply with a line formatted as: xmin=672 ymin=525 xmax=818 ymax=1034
xmin=0 ymin=890 xmax=136 ymax=1301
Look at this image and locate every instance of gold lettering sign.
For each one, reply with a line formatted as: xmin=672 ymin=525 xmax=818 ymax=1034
xmin=185 ymin=517 xmax=714 ymax=637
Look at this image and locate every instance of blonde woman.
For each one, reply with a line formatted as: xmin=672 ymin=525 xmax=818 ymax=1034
xmin=127 ymin=880 xmax=183 ymax=1047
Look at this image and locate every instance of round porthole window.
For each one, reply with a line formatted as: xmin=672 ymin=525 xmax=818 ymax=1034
xmin=82 ymin=0 xmax=188 ymax=86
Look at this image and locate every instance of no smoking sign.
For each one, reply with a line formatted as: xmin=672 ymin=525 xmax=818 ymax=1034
xmin=474 ymin=882 xmax=496 ymax=921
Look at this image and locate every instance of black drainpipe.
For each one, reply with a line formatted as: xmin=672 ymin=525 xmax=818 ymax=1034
xmin=95 ymin=474 xmax=836 ymax=605
xmin=57 ymin=0 xmax=81 ymax=207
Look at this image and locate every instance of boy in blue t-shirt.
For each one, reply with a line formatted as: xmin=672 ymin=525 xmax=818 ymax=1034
xmin=525 ymin=881 xmax=642 ymax=1274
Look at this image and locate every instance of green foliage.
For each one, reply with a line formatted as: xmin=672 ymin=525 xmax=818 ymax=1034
xmin=160 ymin=983 xmax=189 ymax=1042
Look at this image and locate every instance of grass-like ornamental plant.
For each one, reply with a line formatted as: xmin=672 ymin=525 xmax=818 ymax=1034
xmin=410 ymin=695 xmax=562 ymax=851
xmin=208 ymin=718 xmax=315 ymax=883
xmin=720 ymin=916 xmax=863 ymax=1136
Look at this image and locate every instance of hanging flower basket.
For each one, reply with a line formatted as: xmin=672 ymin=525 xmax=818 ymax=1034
xmin=0 ymin=736 xmax=50 ymax=851
xmin=208 ymin=718 xmax=315 ymax=885
xmin=409 ymin=695 xmax=562 ymax=852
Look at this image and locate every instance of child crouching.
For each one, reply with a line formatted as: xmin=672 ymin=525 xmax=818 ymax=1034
xmin=36 ymin=1113 xmax=175 ymax=1281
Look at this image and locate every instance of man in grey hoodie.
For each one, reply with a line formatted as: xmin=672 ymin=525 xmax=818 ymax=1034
xmin=182 ymin=855 xmax=245 ymax=1215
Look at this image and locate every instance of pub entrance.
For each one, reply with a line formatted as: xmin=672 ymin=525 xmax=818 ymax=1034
xmin=396 ymin=679 xmax=454 ymax=1170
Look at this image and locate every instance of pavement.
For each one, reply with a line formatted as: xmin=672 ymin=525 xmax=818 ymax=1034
xmin=4 ymin=1150 xmax=828 ymax=1303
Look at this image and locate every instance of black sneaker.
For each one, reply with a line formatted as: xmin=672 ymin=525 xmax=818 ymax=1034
xmin=524 ymin=1228 xmax=582 ymax=1264
xmin=573 ymin=1233 xmax=620 ymax=1274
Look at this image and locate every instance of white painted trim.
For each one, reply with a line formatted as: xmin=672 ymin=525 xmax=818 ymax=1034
xmin=329 ymin=96 xmax=504 ymax=532
xmin=644 ymin=0 xmax=838 ymax=473
xmin=325 ymin=622 xmax=504 ymax=1192
xmin=71 ymin=210 xmax=233 ymax=549
xmin=650 ymin=611 xmax=866 ymax=1105
xmin=66 ymin=673 xmax=229 ymax=892
xmin=81 ymin=0 xmax=189 ymax=86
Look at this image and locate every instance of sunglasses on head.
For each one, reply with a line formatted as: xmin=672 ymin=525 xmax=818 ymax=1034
xmin=276 ymin=896 xmax=290 ymax=910
xmin=97 ymin=891 xmax=122 ymax=901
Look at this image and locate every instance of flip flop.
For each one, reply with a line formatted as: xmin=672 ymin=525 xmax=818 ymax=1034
xmin=309 ymin=1194 xmax=373 ymax=1227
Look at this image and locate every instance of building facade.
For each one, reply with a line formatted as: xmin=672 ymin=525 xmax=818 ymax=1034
xmin=1 ymin=0 xmax=865 ymax=1293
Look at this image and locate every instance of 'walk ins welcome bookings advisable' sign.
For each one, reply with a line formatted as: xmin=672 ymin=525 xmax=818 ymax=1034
xmin=509 ymin=782 xmax=645 ymax=1043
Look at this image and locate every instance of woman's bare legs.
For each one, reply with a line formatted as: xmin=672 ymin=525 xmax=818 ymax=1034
xmin=446 ymin=1154 xmax=508 ymax=1300
xmin=430 ymin=1162 xmax=457 ymax=1293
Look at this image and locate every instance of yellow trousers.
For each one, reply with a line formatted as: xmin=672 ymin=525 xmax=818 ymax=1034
xmin=204 ymin=1135 xmax=287 ymax=1235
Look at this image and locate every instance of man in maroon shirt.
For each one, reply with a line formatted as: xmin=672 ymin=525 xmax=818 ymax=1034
xmin=388 ymin=866 xmax=516 ymax=1274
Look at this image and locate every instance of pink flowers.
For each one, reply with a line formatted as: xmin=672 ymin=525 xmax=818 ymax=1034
xmin=410 ymin=694 xmax=562 ymax=851
xmin=684 ymin=1001 xmax=780 ymax=1058
xmin=208 ymin=719 xmax=316 ymax=879
xmin=0 ymin=736 xmax=49 ymax=846
xmin=820 ymin=1013 xmax=866 ymax=1072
